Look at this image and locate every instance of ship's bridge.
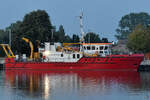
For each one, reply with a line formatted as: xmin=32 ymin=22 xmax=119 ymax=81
xmin=82 ymin=43 xmax=112 ymax=56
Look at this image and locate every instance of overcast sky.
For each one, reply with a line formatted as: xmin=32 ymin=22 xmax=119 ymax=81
xmin=0 ymin=0 xmax=150 ymax=41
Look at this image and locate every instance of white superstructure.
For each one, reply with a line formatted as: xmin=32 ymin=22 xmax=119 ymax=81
xmin=42 ymin=42 xmax=82 ymax=62
xmin=40 ymin=42 xmax=112 ymax=62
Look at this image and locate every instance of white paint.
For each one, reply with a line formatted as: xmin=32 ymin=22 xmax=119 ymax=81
xmin=41 ymin=42 xmax=112 ymax=62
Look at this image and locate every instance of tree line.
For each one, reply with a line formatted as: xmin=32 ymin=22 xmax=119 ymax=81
xmin=0 ymin=10 xmax=108 ymax=55
xmin=1 ymin=10 xmax=150 ymax=55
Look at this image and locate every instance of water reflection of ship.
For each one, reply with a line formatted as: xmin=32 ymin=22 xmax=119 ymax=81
xmin=5 ymin=71 xmax=142 ymax=99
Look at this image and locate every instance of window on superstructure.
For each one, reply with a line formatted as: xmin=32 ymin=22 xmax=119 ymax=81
xmin=104 ymin=51 xmax=108 ymax=54
xmin=100 ymin=51 xmax=103 ymax=54
xmin=77 ymin=54 xmax=80 ymax=58
xmin=100 ymin=46 xmax=104 ymax=50
xmin=87 ymin=46 xmax=90 ymax=50
xmin=61 ymin=54 xmax=63 ymax=57
xmin=104 ymin=46 xmax=108 ymax=50
xmin=92 ymin=46 xmax=95 ymax=50
xmin=84 ymin=46 xmax=86 ymax=50
xmin=73 ymin=54 xmax=75 ymax=59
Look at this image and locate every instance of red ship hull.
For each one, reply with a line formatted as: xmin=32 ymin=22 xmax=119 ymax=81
xmin=4 ymin=54 xmax=144 ymax=71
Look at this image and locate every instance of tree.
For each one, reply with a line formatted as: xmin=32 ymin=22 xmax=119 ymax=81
xmin=0 ymin=29 xmax=8 ymax=43
xmin=63 ymin=35 xmax=72 ymax=43
xmin=20 ymin=10 xmax=53 ymax=42
xmin=101 ymin=38 xmax=108 ymax=43
xmin=7 ymin=10 xmax=53 ymax=55
xmin=127 ymin=24 xmax=150 ymax=53
xmin=72 ymin=34 xmax=80 ymax=43
xmin=5 ymin=21 xmax=22 ymax=53
xmin=84 ymin=32 xmax=101 ymax=43
xmin=116 ymin=12 xmax=150 ymax=39
xmin=54 ymin=25 xmax=66 ymax=42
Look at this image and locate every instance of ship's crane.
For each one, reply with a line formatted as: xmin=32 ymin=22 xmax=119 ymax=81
xmin=0 ymin=44 xmax=15 ymax=58
xmin=22 ymin=37 xmax=35 ymax=59
xmin=62 ymin=43 xmax=81 ymax=52
xmin=22 ymin=37 xmax=40 ymax=60
xmin=62 ymin=43 xmax=81 ymax=47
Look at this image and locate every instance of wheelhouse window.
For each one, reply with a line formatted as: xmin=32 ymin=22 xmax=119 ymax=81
xmin=61 ymin=54 xmax=63 ymax=57
xmin=84 ymin=46 xmax=86 ymax=50
xmin=104 ymin=46 xmax=108 ymax=50
xmin=92 ymin=46 xmax=95 ymax=50
xmin=99 ymin=46 xmax=104 ymax=50
xmin=87 ymin=46 xmax=90 ymax=50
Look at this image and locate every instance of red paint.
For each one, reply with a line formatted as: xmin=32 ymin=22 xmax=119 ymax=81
xmin=5 ymin=54 xmax=144 ymax=71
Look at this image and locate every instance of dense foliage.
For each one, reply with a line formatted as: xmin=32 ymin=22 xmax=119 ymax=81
xmin=116 ymin=12 xmax=150 ymax=39
xmin=84 ymin=32 xmax=101 ymax=43
xmin=127 ymin=24 xmax=150 ymax=53
xmin=0 ymin=10 xmax=106 ymax=56
xmin=0 ymin=29 xmax=8 ymax=43
xmin=19 ymin=10 xmax=53 ymax=42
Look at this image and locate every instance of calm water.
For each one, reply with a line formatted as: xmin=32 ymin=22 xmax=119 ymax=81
xmin=0 ymin=70 xmax=150 ymax=100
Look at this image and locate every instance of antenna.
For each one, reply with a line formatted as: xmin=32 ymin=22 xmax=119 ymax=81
xmin=78 ymin=11 xmax=85 ymax=43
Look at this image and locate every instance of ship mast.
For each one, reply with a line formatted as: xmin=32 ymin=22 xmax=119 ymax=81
xmin=79 ymin=12 xmax=85 ymax=43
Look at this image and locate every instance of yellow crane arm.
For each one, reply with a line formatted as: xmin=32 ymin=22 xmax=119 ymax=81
xmin=22 ymin=37 xmax=29 ymax=43
xmin=29 ymin=42 xmax=33 ymax=59
xmin=1 ymin=44 xmax=10 ymax=58
xmin=0 ymin=44 xmax=15 ymax=58
xmin=22 ymin=37 xmax=34 ymax=59
xmin=63 ymin=43 xmax=81 ymax=47
xmin=7 ymin=45 xmax=15 ymax=57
